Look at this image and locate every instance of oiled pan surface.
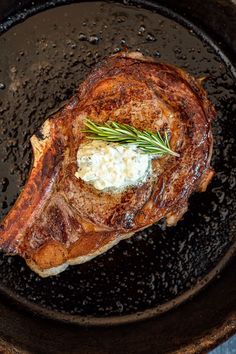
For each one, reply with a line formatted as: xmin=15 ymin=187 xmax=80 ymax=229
xmin=0 ymin=1 xmax=235 ymax=324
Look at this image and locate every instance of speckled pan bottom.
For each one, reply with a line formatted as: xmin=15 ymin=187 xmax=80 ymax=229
xmin=0 ymin=1 xmax=235 ymax=325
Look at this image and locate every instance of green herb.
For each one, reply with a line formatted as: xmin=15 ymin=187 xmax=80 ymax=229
xmin=82 ymin=119 xmax=179 ymax=157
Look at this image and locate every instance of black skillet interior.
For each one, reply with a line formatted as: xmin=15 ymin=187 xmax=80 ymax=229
xmin=0 ymin=0 xmax=235 ymax=327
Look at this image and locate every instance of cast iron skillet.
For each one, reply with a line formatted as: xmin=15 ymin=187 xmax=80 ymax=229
xmin=0 ymin=0 xmax=235 ymax=352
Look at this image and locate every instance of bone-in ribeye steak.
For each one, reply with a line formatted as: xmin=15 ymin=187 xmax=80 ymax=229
xmin=0 ymin=52 xmax=215 ymax=277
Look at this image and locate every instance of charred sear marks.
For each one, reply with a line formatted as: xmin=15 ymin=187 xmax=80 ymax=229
xmin=46 ymin=205 xmax=68 ymax=244
xmin=35 ymin=128 xmax=46 ymax=141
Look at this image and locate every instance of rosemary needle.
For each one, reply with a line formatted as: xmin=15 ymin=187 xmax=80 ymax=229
xmin=82 ymin=119 xmax=179 ymax=158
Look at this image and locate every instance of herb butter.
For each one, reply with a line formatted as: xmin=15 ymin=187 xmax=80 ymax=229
xmin=75 ymin=140 xmax=151 ymax=191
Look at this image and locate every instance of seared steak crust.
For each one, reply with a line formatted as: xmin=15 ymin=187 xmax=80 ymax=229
xmin=0 ymin=52 xmax=215 ymax=276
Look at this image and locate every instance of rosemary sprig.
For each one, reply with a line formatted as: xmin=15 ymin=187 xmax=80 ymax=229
xmin=82 ymin=119 xmax=179 ymax=157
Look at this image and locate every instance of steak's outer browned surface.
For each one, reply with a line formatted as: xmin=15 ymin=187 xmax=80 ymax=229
xmin=0 ymin=52 xmax=215 ymax=276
